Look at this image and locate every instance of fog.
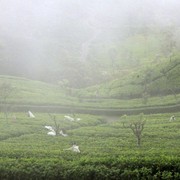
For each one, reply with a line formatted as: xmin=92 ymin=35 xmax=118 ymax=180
xmin=0 ymin=0 xmax=180 ymax=86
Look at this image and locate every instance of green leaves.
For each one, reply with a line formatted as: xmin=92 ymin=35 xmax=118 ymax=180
xmin=0 ymin=112 xmax=179 ymax=179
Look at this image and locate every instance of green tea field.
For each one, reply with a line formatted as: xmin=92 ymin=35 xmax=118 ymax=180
xmin=0 ymin=112 xmax=179 ymax=179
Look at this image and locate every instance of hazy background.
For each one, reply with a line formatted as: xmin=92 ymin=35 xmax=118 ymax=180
xmin=0 ymin=0 xmax=180 ymax=87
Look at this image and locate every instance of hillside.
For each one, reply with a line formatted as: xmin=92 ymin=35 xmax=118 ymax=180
xmin=1 ymin=2 xmax=180 ymax=179
xmin=77 ymin=56 xmax=180 ymax=100
xmin=0 ymin=75 xmax=77 ymax=106
xmin=0 ymin=1 xmax=180 ymax=112
xmin=0 ymin=70 xmax=179 ymax=114
xmin=1 ymin=0 xmax=180 ymax=88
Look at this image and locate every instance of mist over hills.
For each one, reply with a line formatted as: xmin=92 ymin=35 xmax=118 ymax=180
xmin=0 ymin=0 xmax=180 ymax=88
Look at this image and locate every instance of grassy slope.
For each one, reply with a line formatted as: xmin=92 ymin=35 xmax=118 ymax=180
xmin=0 ymin=73 xmax=179 ymax=110
xmin=1 ymin=26 xmax=180 ymax=110
xmin=78 ymin=57 xmax=180 ymax=102
xmin=81 ymin=32 xmax=180 ymax=108
xmin=0 ymin=75 xmax=77 ymax=105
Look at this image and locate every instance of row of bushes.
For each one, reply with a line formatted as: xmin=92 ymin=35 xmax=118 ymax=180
xmin=2 ymin=103 xmax=179 ymax=116
xmin=0 ymin=157 xmax=179 ymax=179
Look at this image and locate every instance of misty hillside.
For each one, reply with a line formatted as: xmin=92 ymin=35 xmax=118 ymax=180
xmin=0 ymin=73 xmax=179 ymax=111
xmin=0 ymin=75 xmax=77 ymax=105
xmin=78 ymin=56 xmax=180 ymax=99
xmin=1 ymin=1 xmax=180 ymax=179
xmin=0 ymin=0 xmax=180 ymax=88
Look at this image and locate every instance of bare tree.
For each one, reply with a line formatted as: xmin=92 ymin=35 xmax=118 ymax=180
xmin=142 ymin=92 xmax=150 ymax=105
xmin=48 ymin=114 xmax=60 ymax=136
xmin=130 ymin=121 xmax=145 ymax=147
xmin=129 ymin=113 xmax=146 ymax=147
xmin=58 ymin=79 xmax=72 ymax=96
xmin=140 ymin=68 xmax=153 ymax=105
xmin=160 ymin=61 xmax=179 ymax=101
xmin=0 ymin=82 xmax=15 ymax=121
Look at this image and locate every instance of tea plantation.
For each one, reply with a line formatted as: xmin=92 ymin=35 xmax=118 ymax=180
xmin=0 ymin=112 xmax=179 ymax=179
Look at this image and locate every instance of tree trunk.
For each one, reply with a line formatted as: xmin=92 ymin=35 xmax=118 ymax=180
xmin=137 ymin=136 xmax=141 ymax=147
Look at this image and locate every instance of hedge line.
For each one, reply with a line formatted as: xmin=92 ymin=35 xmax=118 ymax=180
xmin=0 ymin=157 xmax=179 ymax=180
xmin=1 ymin=103 xmax=179 ymax=116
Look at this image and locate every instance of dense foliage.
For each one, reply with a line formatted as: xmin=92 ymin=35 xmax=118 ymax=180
xmin=0 ymin=112 xmax=179 ymax=179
